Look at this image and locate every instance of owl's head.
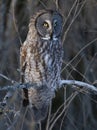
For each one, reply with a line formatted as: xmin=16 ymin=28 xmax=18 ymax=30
xmin=35 ymin=10 xmax=63 ymax=40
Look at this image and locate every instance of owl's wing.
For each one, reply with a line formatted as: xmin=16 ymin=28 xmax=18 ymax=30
xmin=20 ymin=43 xmax=27 ymax=83
xmin=20 ymin=43 xmax=29 ymax=106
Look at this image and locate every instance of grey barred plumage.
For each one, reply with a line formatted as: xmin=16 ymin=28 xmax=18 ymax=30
xmin=20 ymin=10 xmax=63 ymax=122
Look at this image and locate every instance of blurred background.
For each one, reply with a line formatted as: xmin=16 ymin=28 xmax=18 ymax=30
xmin=0 ymin=0 xmax=97 ymax=130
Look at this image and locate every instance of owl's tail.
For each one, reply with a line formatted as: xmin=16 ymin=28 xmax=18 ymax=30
xmin=23 ymin=85 xmax=54 ymax=122
xmin=31 ymin=103 xmax=48 ymax=122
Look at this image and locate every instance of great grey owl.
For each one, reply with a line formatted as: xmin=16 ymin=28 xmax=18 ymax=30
xmin=20 ymin=10 xmax=63 ymax=122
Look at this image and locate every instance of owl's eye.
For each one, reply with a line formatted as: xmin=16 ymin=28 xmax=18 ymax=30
xmin=43 ymin=22 xmax=49 ymax=28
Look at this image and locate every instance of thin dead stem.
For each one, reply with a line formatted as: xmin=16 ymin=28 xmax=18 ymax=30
xmin=62 ymin=37 xmax=97 ymax=71
xmin=39 ymin=0 xmax=48 ymax=9
xmin=49 ymin=91 xmax=78 ymax=130
xmin=0 ymin=73 xmax=17 ymax=84
xmin=12 ymin=0 xmax=22 ymax=46
xmin=60 ymin=79 xmax=97 ymax=93
xmin=46 ymin=101 xmax=52 ymax=130
xmin=54 ymin=0 xmax=59 ymax=10
xmin=50 ymin=91 xmax=77 ymax=124
xmin=62 ymin=60 xmax=90 ymax=83
xmin=63 ymin=0 xmax=86 ymax=42
xmin=20 ymin=107 xmax=28 ymax=130
xmin=63 ymin=0 xmax=78 ymax=27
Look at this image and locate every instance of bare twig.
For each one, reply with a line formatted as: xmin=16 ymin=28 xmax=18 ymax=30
xmin=0 ymin=73 xmax=17 ymax=84
xmin=46 ymin=101 xmax=52 ymax=130
xmin=39 ymin=0 xmax=47 ymax=9
xmin=63 ymin=0 xmax=78 ymax=27
xmin=54 ymin=0 xmax=59 ymax=10
xmin=59 ymin=80 xmax=97 ymax=94
xmin=63 ymin=37 xmax=97 ymax=71
xmin=49 ymin=91 xmax=78 ymax=130
xmin=0 ymin=79 xmax=97 ymax=94
xmin=0 ymin=83 xmax=37 ymax=91
xmin=12 ymin=0 xmax=22 ymax=46
xmin=63 ymin=0 xmax=86 ymax=42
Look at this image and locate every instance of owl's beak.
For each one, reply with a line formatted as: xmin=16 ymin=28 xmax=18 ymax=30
xmin=44 ymin=29 xmax=53 ymax=40
xmin=41 ymin=34 xmax=51 ymax=40
xmin=41 ymin=29 xmax=56 ymax=41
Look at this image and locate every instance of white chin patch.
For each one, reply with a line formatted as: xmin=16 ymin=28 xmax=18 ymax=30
xmin=41 ymin=36 xmax=50 ymax=40
xmin=41 ymin=36 xmax=58 ymax=41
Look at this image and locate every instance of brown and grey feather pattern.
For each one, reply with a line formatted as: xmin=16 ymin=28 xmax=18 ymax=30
xmin=20 ymin=10 xmax=63 ymax=122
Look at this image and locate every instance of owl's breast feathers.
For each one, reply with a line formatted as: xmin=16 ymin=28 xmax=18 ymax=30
xmin=20 ymin=39 xmax=62 ymax=89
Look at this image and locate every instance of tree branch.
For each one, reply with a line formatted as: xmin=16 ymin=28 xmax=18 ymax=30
xmin=59 ymin=80 xmax=97 ymax=94
xmin=0 ymin=80 xmax=97 ymax=94
xmin=0 ymin=83 xmax=33 ymax=91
